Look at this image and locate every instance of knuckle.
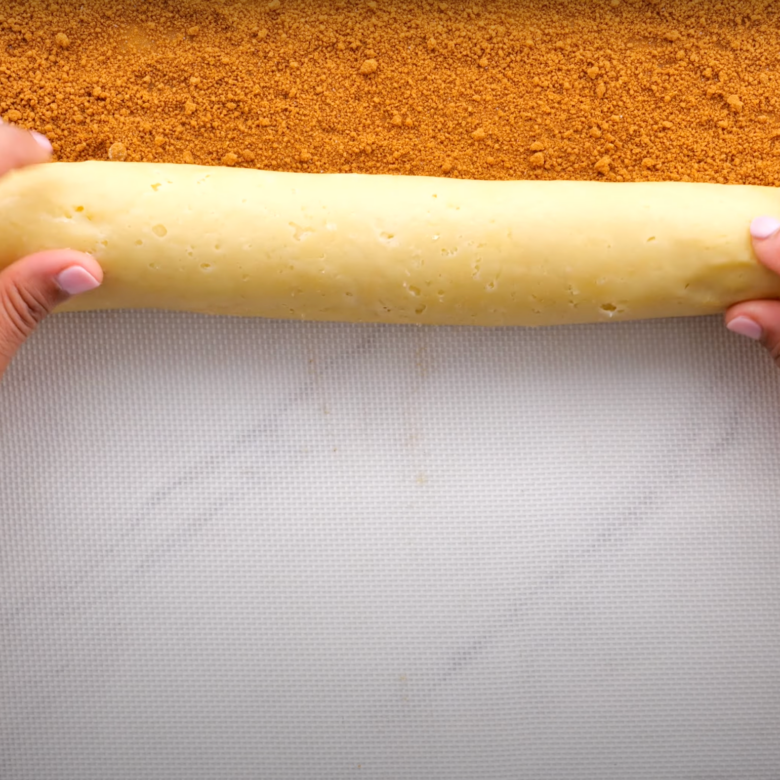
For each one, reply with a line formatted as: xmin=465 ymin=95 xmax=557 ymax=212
xmin=0 ymin=282 xmax=52 ymax=342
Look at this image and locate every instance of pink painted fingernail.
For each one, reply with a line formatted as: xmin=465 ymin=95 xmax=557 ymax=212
xmin=727 ymin=316 xmax=763 ymax=341
xmin=750 ymin=216 xmax=780 ymax=240
xmin=56 ymin=266 xmax=101 ymax=296
xmin=31 ymin=131 xmax=53 ymax=153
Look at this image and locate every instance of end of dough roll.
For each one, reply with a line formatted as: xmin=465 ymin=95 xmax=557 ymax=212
xmin=1 ymin=161 xmax=779 ymax=327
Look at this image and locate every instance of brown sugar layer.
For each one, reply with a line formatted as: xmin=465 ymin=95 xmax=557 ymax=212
xmin=1 ymin=0 xmax=779 ymax=184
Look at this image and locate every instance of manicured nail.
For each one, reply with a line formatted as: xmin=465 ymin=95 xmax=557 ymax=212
xmin=56 ymin=266 xmax=101 ymax=296
xmin=31 ymin=131 xmax=53 ymax=153
xmin=750 ymin=216 xmax=780 ymax=240
xmin=727 ymin=316 xmax=763 ymax=341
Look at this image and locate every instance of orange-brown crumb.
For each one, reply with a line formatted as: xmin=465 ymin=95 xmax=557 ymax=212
xmin=1 ymin=0 xmax=778 ymax=185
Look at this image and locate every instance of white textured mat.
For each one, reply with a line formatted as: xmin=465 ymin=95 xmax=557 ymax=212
xmin=2 ymin=311 xmax=780 ymax=779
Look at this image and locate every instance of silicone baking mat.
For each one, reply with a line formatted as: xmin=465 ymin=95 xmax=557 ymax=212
xmin=2 ymin=310 xmax=780 ymax=779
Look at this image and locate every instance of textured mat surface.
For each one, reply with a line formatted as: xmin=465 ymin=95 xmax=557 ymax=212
xmin=2 ymin=311 xmax=779 ymax=779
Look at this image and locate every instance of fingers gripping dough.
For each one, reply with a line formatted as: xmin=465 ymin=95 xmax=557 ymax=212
xmin=1 ymin=161 xmax=779 ymax=327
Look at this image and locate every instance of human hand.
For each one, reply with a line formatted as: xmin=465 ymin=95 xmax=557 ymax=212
xmin=726 ymin=217 xmax=780 ymax=365
xmin=0 ymin=123 xmax=102 ymax=382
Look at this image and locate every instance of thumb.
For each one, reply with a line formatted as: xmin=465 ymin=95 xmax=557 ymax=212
xmin=0 ymin=250 xmax=102 ymax=379
xmin=725 ymin=216 xmax=780 ymax=365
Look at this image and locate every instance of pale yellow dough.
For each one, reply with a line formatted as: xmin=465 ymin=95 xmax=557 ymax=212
xmin=1 ymin=161 xmax=780 ymax=326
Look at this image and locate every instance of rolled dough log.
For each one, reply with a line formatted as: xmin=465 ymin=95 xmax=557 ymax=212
xmin=1 ymin=160 xmax=779 ymax=326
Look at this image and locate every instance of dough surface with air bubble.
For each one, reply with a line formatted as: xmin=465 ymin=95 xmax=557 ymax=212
xmin=1 ymin=161 xmax=779 ymax=326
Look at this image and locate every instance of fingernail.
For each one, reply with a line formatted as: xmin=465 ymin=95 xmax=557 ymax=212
xmin=727 ymin=316 xmax=763 ymax=341
xmin=750 ymin=215 xmax=780 ymax=240
xmin=56 ymin=266 xmax=101 ymax=296
xmin=30 ymin=130 xmax=53 ymax=154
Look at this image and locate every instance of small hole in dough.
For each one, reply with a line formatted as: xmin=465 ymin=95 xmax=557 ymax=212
xmin=289 ymin=222 xmax=313 ymax=241
xmin=200 ymin=263 xmax=212 ymax=271
xmin=647 ymin=236 xmax=656 ymax=242
xmin=135 ymin=240 xmax=143 ymax=246
xmin=600 ymin=303 xmax=617 ymax=313
xmin=486 ymin=280 xmax=496 ymax=291
xmin=151 ymin=183 xmax=161 ymax=192
xmin=345 ymin=292 xmax=354 ymax=298
xmin=409 ymin=285 xmax=421 ymax=296
xmin=152 ymin=224 xmax=168 ymax=237
xmin=75 ymin=206 xmax=84 ymax=212
xmin=415 ymin=305 xmax=427 ymax=315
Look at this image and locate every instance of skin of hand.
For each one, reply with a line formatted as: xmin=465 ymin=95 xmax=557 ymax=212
xmin=0 ymin=123 xmax=102 ymax=381
xmin=726 ymin=216 xmax=780 ymax=365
